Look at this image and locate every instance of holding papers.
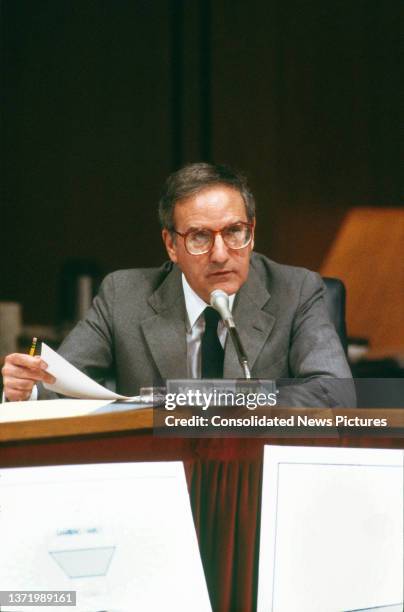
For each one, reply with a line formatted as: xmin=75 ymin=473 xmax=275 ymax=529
xmin=0 ymin=345 xmax=153 ymax=423
xmin=41 ymin=343 xmax=142 ymax=401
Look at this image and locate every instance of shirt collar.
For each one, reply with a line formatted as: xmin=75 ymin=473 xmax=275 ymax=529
xmin=182 ymin=273 xmax=236 ymax=330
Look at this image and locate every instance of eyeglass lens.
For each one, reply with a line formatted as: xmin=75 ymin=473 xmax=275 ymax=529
xmin=186 ymin=223 xmax=252 ymax=254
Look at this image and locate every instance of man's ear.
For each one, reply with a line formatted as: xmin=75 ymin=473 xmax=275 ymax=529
xmin=162 ymin=229 xmax=178 ymax=263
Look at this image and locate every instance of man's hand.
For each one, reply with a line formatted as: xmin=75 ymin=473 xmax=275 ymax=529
xmin=1 ymin=353 xmax=56 ymax=401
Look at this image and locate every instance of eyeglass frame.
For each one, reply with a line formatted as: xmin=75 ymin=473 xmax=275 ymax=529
xmin=171 ymin=221 xmax=255 ymax=255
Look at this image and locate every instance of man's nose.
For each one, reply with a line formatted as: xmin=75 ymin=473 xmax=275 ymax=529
xmin=210 ymin=232 xmax=229 ymax=263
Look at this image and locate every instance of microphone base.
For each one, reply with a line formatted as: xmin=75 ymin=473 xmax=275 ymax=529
xmin=241 ymin=361 xmax=252 ymax=379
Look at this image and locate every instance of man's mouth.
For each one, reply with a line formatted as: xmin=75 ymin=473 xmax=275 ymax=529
xmin=208 ymin=270 xmax=234 ymax=277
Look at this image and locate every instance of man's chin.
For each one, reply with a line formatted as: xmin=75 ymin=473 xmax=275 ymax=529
xmin=208 ymin=277 xmax=240 ymax=298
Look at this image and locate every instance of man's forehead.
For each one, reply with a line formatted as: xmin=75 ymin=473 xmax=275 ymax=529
xmin=173 ymin=185 xmax=247 ymax=226
xmin=178 ymin=183 xmax=241 ymax=199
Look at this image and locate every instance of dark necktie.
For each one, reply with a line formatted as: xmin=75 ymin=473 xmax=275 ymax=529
xmin=201 ymin=307 xmax=224 ymax=378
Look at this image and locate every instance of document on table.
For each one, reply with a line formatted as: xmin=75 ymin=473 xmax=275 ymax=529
xmin=0 ymin=399 xmax=115 ymax=423
xmin=41 ymin=343 xmax=142 ymax=401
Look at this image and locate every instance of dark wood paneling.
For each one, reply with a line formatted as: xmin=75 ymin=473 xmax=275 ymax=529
xmin=1 ymin=0 xmax=401 ymax=324
xmin=1 ymin=1 xmax=172 ymax=323
xmin=209 ymin=0 xmax=402 ymax=268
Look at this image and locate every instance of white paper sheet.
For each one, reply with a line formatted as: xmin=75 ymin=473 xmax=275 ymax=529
xmin=258 ymin=445 xmax=404 ymax=612
xmin=41 ymin=343 xmax=141 ymax=401
xmin=0 ymin=399 xmax=115 ymax=423
xmin=0 ymin=462 xmax=212 ymax=612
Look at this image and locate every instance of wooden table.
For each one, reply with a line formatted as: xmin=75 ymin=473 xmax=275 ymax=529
xmin=1 ymin=406 xmax=403 ymax=612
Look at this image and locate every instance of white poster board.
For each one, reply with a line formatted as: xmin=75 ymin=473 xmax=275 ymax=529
xmin=0 ymin=461 xmax=211 ymax=612
xmin=258 ymin=445 xmax=403 ymax=612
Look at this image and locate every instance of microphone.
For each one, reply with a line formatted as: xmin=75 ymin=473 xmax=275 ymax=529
xmin=210 ymin=289 xmax=234 ymax=326
xmin=210 ymin=290 xmax=251 ymax=379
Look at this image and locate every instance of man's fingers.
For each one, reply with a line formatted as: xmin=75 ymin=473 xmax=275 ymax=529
xmin=2 ymin=354 xmax=56 ymax=384
xmin=3 ymin=377 xmax=35 ymax=402
xmin=2 ymin=362 xmax=56 ymax=384
xmin=4 ymin=353 xmax=48 ymax=370
xmin=2 ymin=352 xmax=56 ymax=402
xmin=3 ymin=364 xmax=48 ymax=382
xmin=4 ymin=377 xmax=35 ymax=392
xmin=3 ymin=388 xmax=32 ymax=402
xmin=42 ymin=371 xmax=56 ymax=384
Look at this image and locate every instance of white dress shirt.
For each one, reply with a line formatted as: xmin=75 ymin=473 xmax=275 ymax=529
xmin=182 ymin=274 xmax=235 ymax=378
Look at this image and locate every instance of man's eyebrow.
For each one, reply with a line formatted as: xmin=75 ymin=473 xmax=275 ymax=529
xmin=185 ymin=220 xmax=246 ymax=232
xmin=185 ymin=225 xmax=209 ymax=232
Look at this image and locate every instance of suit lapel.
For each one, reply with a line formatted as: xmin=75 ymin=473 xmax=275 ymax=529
xmin=141 ymin=265 xmax=188 ymax=380
xmin=141 ymin=260 xmax=277 ymax=380
xmin=224 ymin=264 xmax=276 ymax=378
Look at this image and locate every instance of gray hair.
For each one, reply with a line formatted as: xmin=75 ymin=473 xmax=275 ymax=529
xmin=158 ymin=162 xmax=256 ymax=230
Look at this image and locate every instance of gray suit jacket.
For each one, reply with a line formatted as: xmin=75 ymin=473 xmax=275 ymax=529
xmin=55 ymin=253 xmax=354 ymax=407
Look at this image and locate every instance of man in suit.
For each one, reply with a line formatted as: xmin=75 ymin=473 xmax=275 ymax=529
xmin=2 ymin=163 xmax=353 ymax=405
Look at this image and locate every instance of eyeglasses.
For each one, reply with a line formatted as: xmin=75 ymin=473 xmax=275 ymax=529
xmin=173 ymin=221 xmax=254 ymax=255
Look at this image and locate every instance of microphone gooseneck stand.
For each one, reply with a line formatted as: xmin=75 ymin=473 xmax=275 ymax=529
xmin=210 ymin=289 xmax=252 ymax=380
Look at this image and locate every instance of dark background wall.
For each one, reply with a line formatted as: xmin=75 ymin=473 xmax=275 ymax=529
xmin=1 ymin=0 xmax=401 ymax=325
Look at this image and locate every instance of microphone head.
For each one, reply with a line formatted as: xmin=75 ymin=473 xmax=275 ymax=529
xmin=210 ymin=289 xmax=232 ymax=321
